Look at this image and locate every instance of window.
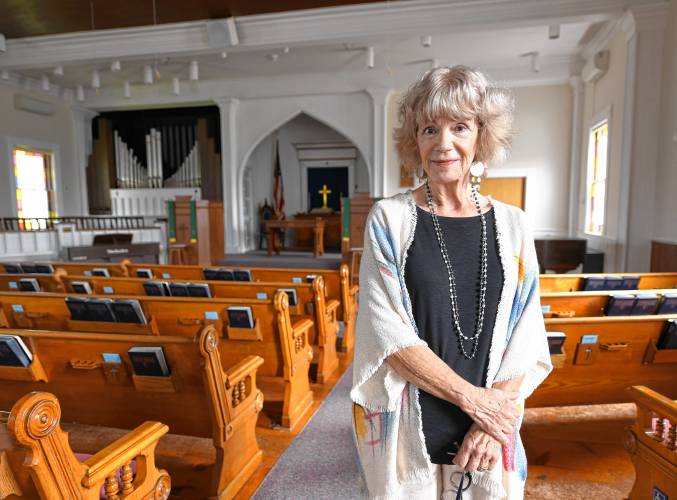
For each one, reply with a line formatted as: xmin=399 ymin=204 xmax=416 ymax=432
xmin=13 ymin=147 xmax=57 ymax=228
xmin=584 ymin=120 xmax=609 ymax=235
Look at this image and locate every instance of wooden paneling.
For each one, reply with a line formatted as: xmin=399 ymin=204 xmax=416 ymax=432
xmin=87 ymin=118 xmax=116 ymax=215
xmin=480 ymin=177 xmax=526 ymax=209
xmin=651 ymin=240 xmax=677 ymax=272
xmin=197 ymin=118 xmax=223 ymax=201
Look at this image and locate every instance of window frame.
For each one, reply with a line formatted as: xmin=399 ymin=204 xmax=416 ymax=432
xmin=583 ymin=109 xmax=612 ymax=237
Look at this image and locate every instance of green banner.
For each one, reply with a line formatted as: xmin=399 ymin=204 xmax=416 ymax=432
xmin=341 ymin=196 xmax=350 ymax=241
xmin=190 ymin=199 xmax=198 ymax=243
xmin=168 ymin=200 xmax=176 ymax=242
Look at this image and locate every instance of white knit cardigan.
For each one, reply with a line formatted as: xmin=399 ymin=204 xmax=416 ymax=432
xmin=350 ymin=191 xmax=553 ymax=499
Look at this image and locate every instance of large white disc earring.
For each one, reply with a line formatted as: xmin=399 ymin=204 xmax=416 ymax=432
xmin=469 ymin=161 xmax=485 ymax=178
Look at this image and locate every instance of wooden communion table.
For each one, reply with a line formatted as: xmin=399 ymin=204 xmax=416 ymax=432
xmin=266 ymin=218 xmax=326 ymax=257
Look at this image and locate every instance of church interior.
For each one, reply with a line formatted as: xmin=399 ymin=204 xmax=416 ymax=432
xmin=0 ymin=0 xmax=676 ymax=498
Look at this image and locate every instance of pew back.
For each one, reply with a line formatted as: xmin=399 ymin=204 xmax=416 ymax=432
xmin=541 ymin=289 xmax=677 ymax=317
xmin=0 ymin=272 xmax=65 ymax=293
xmin=539 ymin=272 xmax=677 ymax=293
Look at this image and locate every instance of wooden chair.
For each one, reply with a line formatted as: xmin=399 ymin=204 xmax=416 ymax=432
xmin=168 ymin=244 xmax=189 ymax=265
xmin=1 ymin=391 xmax=170 ymax=500
xmin=123 ymin=262 xmax=358 ymax=353
xmin=0 ymin=290 xmax=314 ymax=429
xmin=0 ymin=327 xmax=264 ymax=499
xmin=539 ymin=272 xmax=677 ymax=293
xmin=528 ymin=315 xmax=677 ymax=408
xmin=624 ymin=386 xmax=676 ymax=499
xmin=59 ymin=274 xmax=340 ymax=384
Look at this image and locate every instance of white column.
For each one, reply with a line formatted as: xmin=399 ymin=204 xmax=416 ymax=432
xmin=622 ymin=5 xmax=668 ymax=271
xmin=216 ymin=97 xmax=242 ymax=254
xmin=567 ymin=76 xmax=584 ymax=237
xmin=70 ymin=106 xmax=98 ymax=214
xmin=366 ymin=88 xmax=390 ymax=198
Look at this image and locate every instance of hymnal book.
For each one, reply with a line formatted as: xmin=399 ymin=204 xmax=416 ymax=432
xmin=582 ymin=276 xmax=606 ymax=291
xmin=187 ymin=283 xmax=211 ymax=298
xmin=656 ymin=293 xmax=677 ymax=315
xmin=3 ymin=263 xmax=22 ymax=274
xmin=657 ymin=320 xmax=677 ymax=350
xmin=546 ymin=332 xmax=566 ymax=355
xmin=305 ymin=275 xmax=318 ymax=283
xmin=217 ymin=269 xmax=234 ymax=281
xmin=143 ymin=281 xmax=169 ymax=296
xmin=631 ymin=294 xmax=659 ymax=315
xmin=86 ymin=298 xmax=117 ymax=322
xmin=604 ymin=294 xmax=636 ymax=316
xmin=128 ymin=346 xmax=170 ymax=376
xmin=0 ymin=335 xmax=32 ymax=367
xmin=65 ymin=297 xmax=89 ymax=321
xmin=92 ymin=268 xmax=110 ymax=277
xmin=20 ymin=263 xmax=37 ymax=274
xmin=233 ymin=269 xmax=252 ymax=282
xmin=603 ymin=276 xmax=624 ymax=291
xmin=112 ymin=300 xmax=147 ymax=324
xmin=136 ymin=268 xmax=154 ymax=279
xmin=203 ymin=268 xmax=220 ymax=280
xmin=18 ymin=278 xmax=40 ymax=292
xmin=34 ymin=263 xmax=54 ymax=274
xmin=277 ymin=288 xmax=298 ymax=306
xmin=168 ymin=282 xmax=190 ymax=297
xmin=621 ymin=276 xmax=640 ymax=290
xmin=227 ymin=306 xmax=255 ymax=328
xmin=71 ymin=281 xmax=93 ymax=294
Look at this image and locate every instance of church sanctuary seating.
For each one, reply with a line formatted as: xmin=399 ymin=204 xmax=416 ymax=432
xmin=1 ymin=391 xmax=171 ymax=500
xmin=540 ymin=289 xmax=677 ymax=318
xmin=0 ymin=290 xmax=314 ymax=429
xmin=123 ymin=262 xmax=358 ymax=353
xmin=0 ymin=326 xmax=264 ymax=499
xmin=624 ymin=386 xmax=676 ymax=499
xmin=2 ymin=261 xmax=128 ymax=278
xmin=58 ymin=274 xmax=340 ymax=384
xmin=539 ymin=272 xmax=677 ymax=293
xmin=529 ymin=315 xmax=677 ymax=408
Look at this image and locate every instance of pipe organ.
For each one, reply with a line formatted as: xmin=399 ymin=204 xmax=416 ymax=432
xmin=113 ymin=124 xmax=201 ymax=189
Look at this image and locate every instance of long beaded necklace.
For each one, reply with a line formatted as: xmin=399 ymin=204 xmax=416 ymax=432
xmin=425 ymin=178 xmax=488 ymax=360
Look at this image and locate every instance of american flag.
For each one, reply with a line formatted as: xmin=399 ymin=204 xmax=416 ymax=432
xmin=273 ymin=137 xmax=285 ymax=217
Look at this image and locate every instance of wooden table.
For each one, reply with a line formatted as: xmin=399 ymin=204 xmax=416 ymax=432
xmin=266 ymin=218 xmax=325 ymax=257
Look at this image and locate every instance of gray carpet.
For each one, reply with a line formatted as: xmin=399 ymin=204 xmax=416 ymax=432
xmin=252 ymin=365 xmax=365 ymax=500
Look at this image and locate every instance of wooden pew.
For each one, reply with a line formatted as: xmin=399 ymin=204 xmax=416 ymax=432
xmin=624 ymin=386 xmax=676 ymax=499
xmin=0 ymin=326 xmax=264 ymax=499
xmin=59 ymin=274 xmax=339 ymax=384
xmin=1 ymin=391 xmax=171 ymax=500
xmin=0 ymin=271 xmax=66 ymax=294
xmin=541 ymin=289 xmax=677 ymax=318
xmin=123 ymin=262 xmax=359 ymax=353
xmin=0 ymin=290 xmax=314 ymax=429
xmin=52 ymin=261 xmax=129 ymax=278
xmin=529 ymin=315 xmax=677 ymax=407
xmin=539 ymin=272 xmax=677 ymax=293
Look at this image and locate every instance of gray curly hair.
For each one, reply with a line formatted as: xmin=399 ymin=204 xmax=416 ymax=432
xmin=394 ymin=65 xmax=515 ymax=173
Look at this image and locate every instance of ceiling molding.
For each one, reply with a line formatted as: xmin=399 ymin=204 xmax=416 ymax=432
xmin=0 ymin=0 xmax=656 ymax=70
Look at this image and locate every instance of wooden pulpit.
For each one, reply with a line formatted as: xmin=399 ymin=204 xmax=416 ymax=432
xmin=168 ymin=196 xmax=224 ymax=265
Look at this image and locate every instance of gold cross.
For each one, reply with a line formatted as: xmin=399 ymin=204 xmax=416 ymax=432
xmin=318 ymin=184 xmax=332 ymax=208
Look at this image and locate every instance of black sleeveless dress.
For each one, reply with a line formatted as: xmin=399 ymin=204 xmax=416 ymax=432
xmin=404 ymin=206 xmax=503 ymax=464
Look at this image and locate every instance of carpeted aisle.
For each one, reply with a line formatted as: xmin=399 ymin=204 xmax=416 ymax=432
xmin=252 ymin=365 xmax=365 ymax=500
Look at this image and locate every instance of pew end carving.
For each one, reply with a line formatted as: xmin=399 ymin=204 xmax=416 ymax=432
xmin=3 ymin=391 xmax=170 ymax=500
xmin=625 ymin=385 xmax=676 ymax=499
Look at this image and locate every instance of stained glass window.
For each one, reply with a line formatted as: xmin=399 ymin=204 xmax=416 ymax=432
xmin=13 ymin=147 xmax=56 ymax=229
xmin=584 ymin=121 xmax=609 ymax=236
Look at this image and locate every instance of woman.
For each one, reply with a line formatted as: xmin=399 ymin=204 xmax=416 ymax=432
xmin=350 ymin=66 xmax=552 ymax=499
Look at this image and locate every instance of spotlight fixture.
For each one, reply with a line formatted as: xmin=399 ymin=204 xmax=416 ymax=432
xmin=172 ymin=77 xmax=180 ymax=95
xmin=111 ymin=60 xmax=121 ymax=72
xmin=91 ymin=69 xmax=101 ymax=88
xmin=421 ymin=35 xmax=432 ymax=48
xmin=144 ymin=64 xmax=153 ymax=84
xmin=548 ymin=24 xmax=560 ymax=40
xmin=268 ymin=53 xmax=279 ymax=62
xmin=123 ymin=80 xmax=131 ymax=98
xmin=0 ymin=33 xmax=5 ymax=53
xmin=76 ymin=85 xmax=85 ymax=102
xmin=189 ymin=60 xmax=199 ymax=81
xmin=283 ymin=47 xmax=290 ymax=54
xmin=366 ymin=46 xmax=375 ymax=69
xmin=531 ymin=52 xmax=541 ymax=72
xmin=0 ymin=70 xmax=9 ymax=80
xmin=220 ymin=51 xmax=228 ymax=59
xmin=41 ymin=75 xmax=50 ymax=91
xmin=53 ymin=65 xmax=64 ymax=76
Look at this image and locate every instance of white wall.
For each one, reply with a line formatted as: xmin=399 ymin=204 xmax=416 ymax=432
xmin=0 ymin=82 xmax=84 ymax=217
xmin=654 ymin=0 xmax=677 ymax=242
xmin=384 ymin=84 xmax=573 ymax=236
